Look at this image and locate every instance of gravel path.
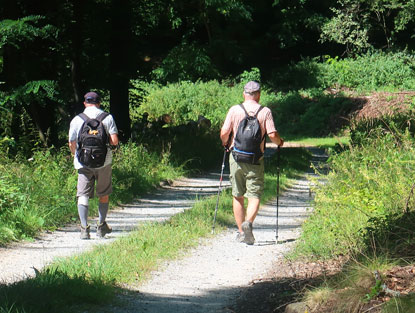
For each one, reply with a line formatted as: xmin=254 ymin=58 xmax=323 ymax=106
xmin=0 ymin=145 xmax=327 ymax=313
xmin=0 ymin=173 xmax=231 ymax=284
xmin=104 ymin=175 xmax=312 ymax=313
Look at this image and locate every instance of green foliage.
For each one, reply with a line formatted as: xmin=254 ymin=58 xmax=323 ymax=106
xmin=321 ymin=0 xmax=415 ymax=54
xmin=131 ymin=77 xmax=279 ymax=131
xmin=321 ymin=0 xmax=371 ymax=54
xmin=293 ymin=134 xmax=415 ymax=258
xmin=151 ymin=42 xmax=219 ymax=83
xmin=238 ymin=67 xmax=261 ymax=85
xmin=350 ymin=108 xmax=415 ymax=146
xmin=0 ymin=16 xmax=57 ymax=49
xmin=0 ymin=80 xmax=60 ymax=155
xmin=269 ymin=58 xmax=325 ymax=91
xmin=0 ymin=149 xmax=75 ymax=243
xmin=269 ymin=51 xmax=415 ymax=93
xmin=322 ymin=52 xmax=415 ymax=91
xmin=271 ymin=89 xmax=354 ymax=137
xmin=112 ymin=142 xmax=185 ymax=203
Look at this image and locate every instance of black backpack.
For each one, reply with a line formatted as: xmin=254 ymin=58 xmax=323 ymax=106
xmin=232 ymin=104 xmax=265 ymax=165
xmin=76 ymin=112 xmax=109 ymax=168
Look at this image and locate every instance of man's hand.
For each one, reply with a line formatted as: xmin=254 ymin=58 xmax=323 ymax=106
xmin=110 ymin=144 xmax=120 ymax=152
xmin=268 ymin=132 xmax=284 ymax=147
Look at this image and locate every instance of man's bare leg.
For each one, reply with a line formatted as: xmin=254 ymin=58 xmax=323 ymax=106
xmin=233 ymin=196 xmax=245 ymax=233
xmin=246 ymin=198 xmax=260 ymax=223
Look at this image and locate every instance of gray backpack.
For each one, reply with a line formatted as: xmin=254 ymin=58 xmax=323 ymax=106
xmin=232 ymin=104 xmax=264 ymax=165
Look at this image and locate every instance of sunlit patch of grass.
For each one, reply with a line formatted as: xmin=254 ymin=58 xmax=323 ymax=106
xmin=286 ymin=136 xmax=350 ymax=149
xmin=304 ymin=286 xmax=335 ymax=312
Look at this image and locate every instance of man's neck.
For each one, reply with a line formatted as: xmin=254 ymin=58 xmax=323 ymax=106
xmin=84 ymin=104 xmax=100 ymax=110
xmin=243 ymin=99 xmax=259 ymax=105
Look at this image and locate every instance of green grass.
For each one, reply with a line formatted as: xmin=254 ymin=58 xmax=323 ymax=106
xmin=383 ymin=296 xmax=415 ymax=313
xmin=0 ymin=146 xmax=311 ymax=313
xmin=287 ymin=136 xmax=350 ymax=149
xmin=291 ymin=130 xmax=415 ymax=261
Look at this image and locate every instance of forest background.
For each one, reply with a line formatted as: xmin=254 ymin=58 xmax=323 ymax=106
xmin=2 ymin=0 xmax=415 ymax=246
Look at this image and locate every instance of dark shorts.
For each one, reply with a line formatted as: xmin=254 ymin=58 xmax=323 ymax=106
xmin=77 ymin=165 xmax=113 ymax=198
xmin=229 ymin=153 xmax=264 ymax=199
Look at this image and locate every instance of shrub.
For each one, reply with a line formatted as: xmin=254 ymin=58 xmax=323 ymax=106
xmin=151 ymin=42 xmax=219 ymax=84
xmin=268 ymin=58 xmax=326 ymax=91
xmin=130 ymin=79 xmax=279 ymax=131
xmin=271 ymin=89 xmax=354 ymax=137
xmin=349 ymin=98 xmax=415 ymax=146
xmin=322 ymin=51 xmax=415 ymax=91
xmin=293 ymin=134 xmax=415 ymax=258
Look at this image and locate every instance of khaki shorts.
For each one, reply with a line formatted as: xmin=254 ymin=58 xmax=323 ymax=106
xmin=77 ymin=165 xmax=113 ymax=198
xmin=229 ymin=153 xmax=264 ymax=199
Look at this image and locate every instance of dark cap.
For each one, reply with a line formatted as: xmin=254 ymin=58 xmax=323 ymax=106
xmin=84 ymin=91 xmax=101 ymax=104
xmin=243 ymin=81 xmax=261 ymax=94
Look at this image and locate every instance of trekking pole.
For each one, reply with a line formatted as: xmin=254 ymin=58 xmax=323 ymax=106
xmin=276 ymin=145 xmax=281 ymax=243
xmin=212 ymin=147 xmax=228 ymax=234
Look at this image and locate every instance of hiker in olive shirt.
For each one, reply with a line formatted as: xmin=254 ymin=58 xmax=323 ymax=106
xmin=220 ymin=81 xmax=284 ymax=245
xmin=68 ymin=91 xmax=119 ymax=239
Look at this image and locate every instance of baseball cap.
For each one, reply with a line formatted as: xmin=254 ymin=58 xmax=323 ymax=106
xmin=84 ymin=91 xmax=101 ymax=104
xmin=243 ymin=81 xmax=261 ymax=94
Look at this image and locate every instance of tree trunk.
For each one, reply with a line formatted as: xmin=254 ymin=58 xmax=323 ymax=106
xmin=109 ymin=0 xmax=132 ymax=142
xmin=69 ymin=0 xmax=85 ymax=114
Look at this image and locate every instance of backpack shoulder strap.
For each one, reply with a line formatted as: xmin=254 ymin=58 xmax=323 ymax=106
xmin=238 ymin=104 xmax=249 ymax=117
xmin=96 ymin=112 xmax=110 ymax=122
xmin=254 ymin=106 xmax=264 ymax=117
xmin=78 ymin=113 xmax=90 ymax=122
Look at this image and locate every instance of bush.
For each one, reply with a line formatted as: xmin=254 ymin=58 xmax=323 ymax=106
xmin=130 ymin=79 xmax=279 ymax=132
xmin=151 ymin=42 xmax=219 ymax=84
xmin=271 ymin=89 xmax=354 ymax=137
xmin=0 ymin=149 xmax=76 ymax=243
xmin=293 ymin=134 xmax=415 ymax=258
xmin=322 ymin=51 xmax=415 ymax=91
xmin=268 ymin=51 xmax=415 ymax=93
xmin=268 ymin=58 xmax=326 ymax=91
xmin=350 ymin=109 xmax=415 ymax=146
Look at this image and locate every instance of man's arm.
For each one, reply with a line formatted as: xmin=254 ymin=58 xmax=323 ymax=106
xmin=268 ymin=131 xmax=284 ymax=147
xmin=69 ymin=141 xmax=76 ymax=156
xmin=109 ymin=133 xmax=119 ymax=146
xmin=220 ymin=128 xmax=231 ymax=148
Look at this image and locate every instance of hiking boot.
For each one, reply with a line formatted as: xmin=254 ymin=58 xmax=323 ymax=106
xmin=242 ymin=221 xmax=255 ymax=245
xmin=96 ymin=222 xmax=112 ymax=238
xmin=236 ymin=231 xmax=245 ymax=243
xmin=80 ymin=225 xmax=90 ymax=240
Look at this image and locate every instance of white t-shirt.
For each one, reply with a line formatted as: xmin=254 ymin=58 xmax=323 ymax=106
xmin=69 ymin=106 xmax=118 ymax=169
